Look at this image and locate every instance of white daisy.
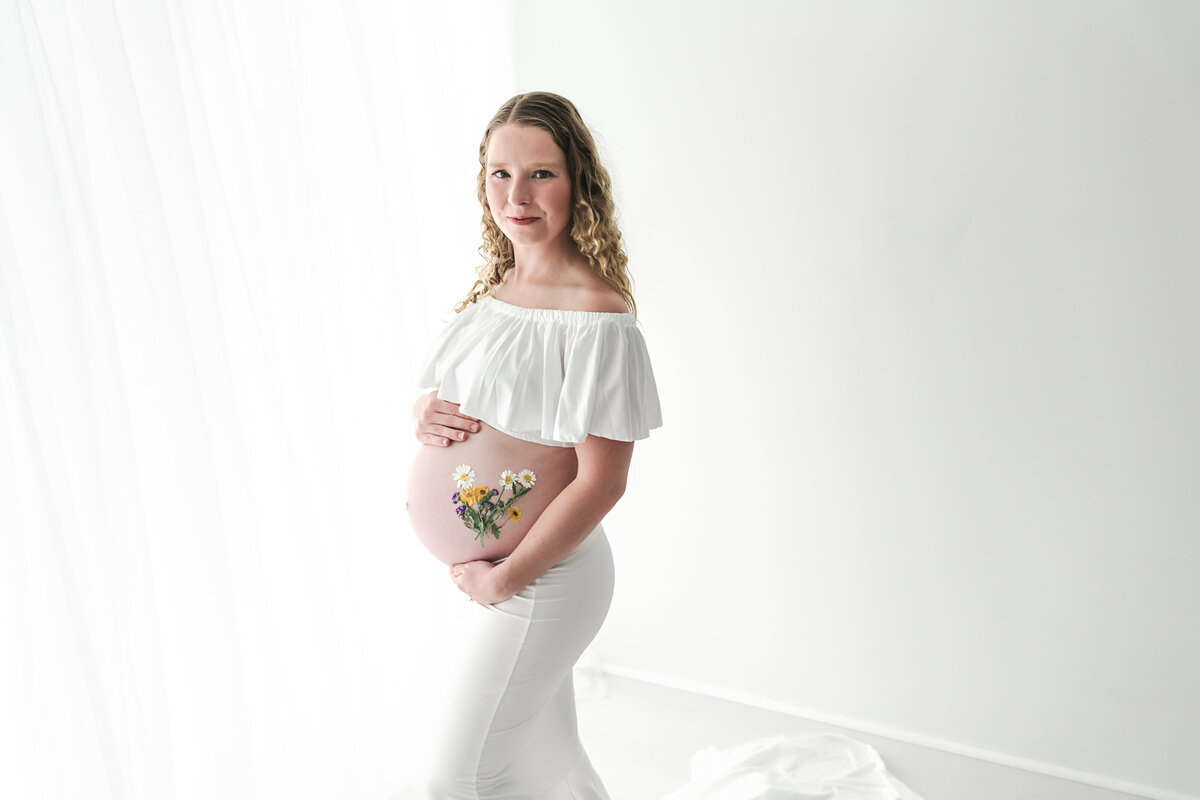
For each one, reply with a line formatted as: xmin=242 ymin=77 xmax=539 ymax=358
xmin=452 ymin=464 xmax=475 ymax=489
xmin=517 ymin=468 xmax=536 ymax=488
xmin=499 ymin=470 xmax=518 ymax=489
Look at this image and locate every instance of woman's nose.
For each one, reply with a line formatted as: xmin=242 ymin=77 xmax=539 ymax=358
xmin=508 ymin=176 xmax=530 ymax=206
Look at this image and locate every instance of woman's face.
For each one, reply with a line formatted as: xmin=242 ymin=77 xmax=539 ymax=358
xmin=484 ymin=124 xmax=573 ymax=252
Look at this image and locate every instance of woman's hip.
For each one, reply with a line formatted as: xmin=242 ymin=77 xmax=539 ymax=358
xmin=488 ymin=523 xmax=614 ymax=629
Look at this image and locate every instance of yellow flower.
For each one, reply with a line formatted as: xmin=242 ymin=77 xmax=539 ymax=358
xmin=507 ymin=506 xmax=522 ymax=521
xmin=474 ymin=486 xmax=490 ymax=503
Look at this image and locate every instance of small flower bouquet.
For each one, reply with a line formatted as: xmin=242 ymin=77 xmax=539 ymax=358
xmin=452 ymin=464 xmax=536 ymax=548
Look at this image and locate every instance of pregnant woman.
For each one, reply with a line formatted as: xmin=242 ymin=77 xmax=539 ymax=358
xmin=407 ymin=92 xmax=662 ymax=798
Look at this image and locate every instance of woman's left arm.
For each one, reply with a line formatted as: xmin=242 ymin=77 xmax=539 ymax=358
xmin=449 ymin=435 xmax=633 ymax=604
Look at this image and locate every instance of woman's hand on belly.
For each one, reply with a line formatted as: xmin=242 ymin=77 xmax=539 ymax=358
xmin=449 ymin=559 xmax=512 ymax=605
xmin=413 ymin=390 xmax=480 ymax=447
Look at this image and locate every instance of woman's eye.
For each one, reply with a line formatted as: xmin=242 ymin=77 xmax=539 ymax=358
xmin=532 ymin=169 xmax=554 ymax=179
xmin=491 ymin=169 xmax=510 ymax=179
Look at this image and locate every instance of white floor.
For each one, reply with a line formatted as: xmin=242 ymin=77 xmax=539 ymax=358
xmin=575 ymin=672 xmax=1151 ymax=800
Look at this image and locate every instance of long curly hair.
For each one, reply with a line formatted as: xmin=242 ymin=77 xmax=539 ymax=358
xmin=454 ymin=92 xmax=636 ymax=316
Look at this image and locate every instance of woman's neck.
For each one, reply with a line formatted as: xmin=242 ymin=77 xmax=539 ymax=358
xmin=509 ymin=238 xmax=590 ymax=284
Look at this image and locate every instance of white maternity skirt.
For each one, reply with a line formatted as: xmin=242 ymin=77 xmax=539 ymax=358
xmin=423 ymin=525 xmax=614 ymax=799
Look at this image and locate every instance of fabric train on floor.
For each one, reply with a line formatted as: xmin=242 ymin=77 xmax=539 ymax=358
xmin=660 ymin=733 xmax=924 ymax=800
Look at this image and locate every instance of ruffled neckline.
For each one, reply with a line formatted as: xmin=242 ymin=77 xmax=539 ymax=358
xmin=481 ymin=295 xmax=636 ymax=325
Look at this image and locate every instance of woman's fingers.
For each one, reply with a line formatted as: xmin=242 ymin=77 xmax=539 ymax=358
xmin=432 ymin=423 xmax=470 ymax=442
xmin=433 ymin=412 xmax=480 ymax=433
xmin=420 ymin=417 xmax=477 ymax=440
xmin=434 ymin=399 xmax=478 ymax=422
xmin=418 ymin=422 xmax=478 ymax=446
xmin=412 ymin=392 xmax=481 ymax=444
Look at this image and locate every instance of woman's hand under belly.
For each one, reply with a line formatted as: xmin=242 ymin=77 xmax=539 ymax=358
xmin=406 ymin=423 xmax=578 ymax=565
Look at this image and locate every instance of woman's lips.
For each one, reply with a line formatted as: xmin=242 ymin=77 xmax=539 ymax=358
xmin=508 ymin=216 xmax=540 ymax=226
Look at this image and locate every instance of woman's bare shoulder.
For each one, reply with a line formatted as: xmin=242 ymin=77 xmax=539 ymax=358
xmin=572 ymin=285 xmax=629 ymax=313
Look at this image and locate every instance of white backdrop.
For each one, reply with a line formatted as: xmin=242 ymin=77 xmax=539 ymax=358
xmin=1 ymin=1 xmax=514 ymax=797
xmin=6 ymin=2 xmax=1199 ymax=799
xmin=506 ymin=2 xmax=1200 ymax=799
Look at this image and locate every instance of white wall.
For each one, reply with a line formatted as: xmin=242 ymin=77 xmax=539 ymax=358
xmin=508 ymin=2 xmax=1200 ymax=797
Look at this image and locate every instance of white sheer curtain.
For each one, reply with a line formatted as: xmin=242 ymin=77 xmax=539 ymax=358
xmin=1 ymin=2 xmax=513 ymax=797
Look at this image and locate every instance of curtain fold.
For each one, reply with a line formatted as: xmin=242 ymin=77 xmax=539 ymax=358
xmin=1 ymin=1 xmax=515 ymax=797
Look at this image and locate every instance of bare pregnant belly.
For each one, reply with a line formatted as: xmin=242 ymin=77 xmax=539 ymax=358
xmin=407 ymin=423 xmax=578 ymax=565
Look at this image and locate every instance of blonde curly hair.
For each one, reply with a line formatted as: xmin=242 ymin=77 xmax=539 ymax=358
xmin=455 ymin=92 xmax=636 ymax=316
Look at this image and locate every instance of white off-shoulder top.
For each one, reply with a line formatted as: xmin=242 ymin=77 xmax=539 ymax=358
xmin=417 ymin=295 xmax=663 ymax=447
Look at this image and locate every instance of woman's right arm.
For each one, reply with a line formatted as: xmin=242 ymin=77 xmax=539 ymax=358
xmin=412 ymin=390 xmax=480 ymax=446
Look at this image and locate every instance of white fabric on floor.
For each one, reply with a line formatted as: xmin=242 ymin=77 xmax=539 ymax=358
xmin=661 ymin=733 xmax=924 ymax=800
